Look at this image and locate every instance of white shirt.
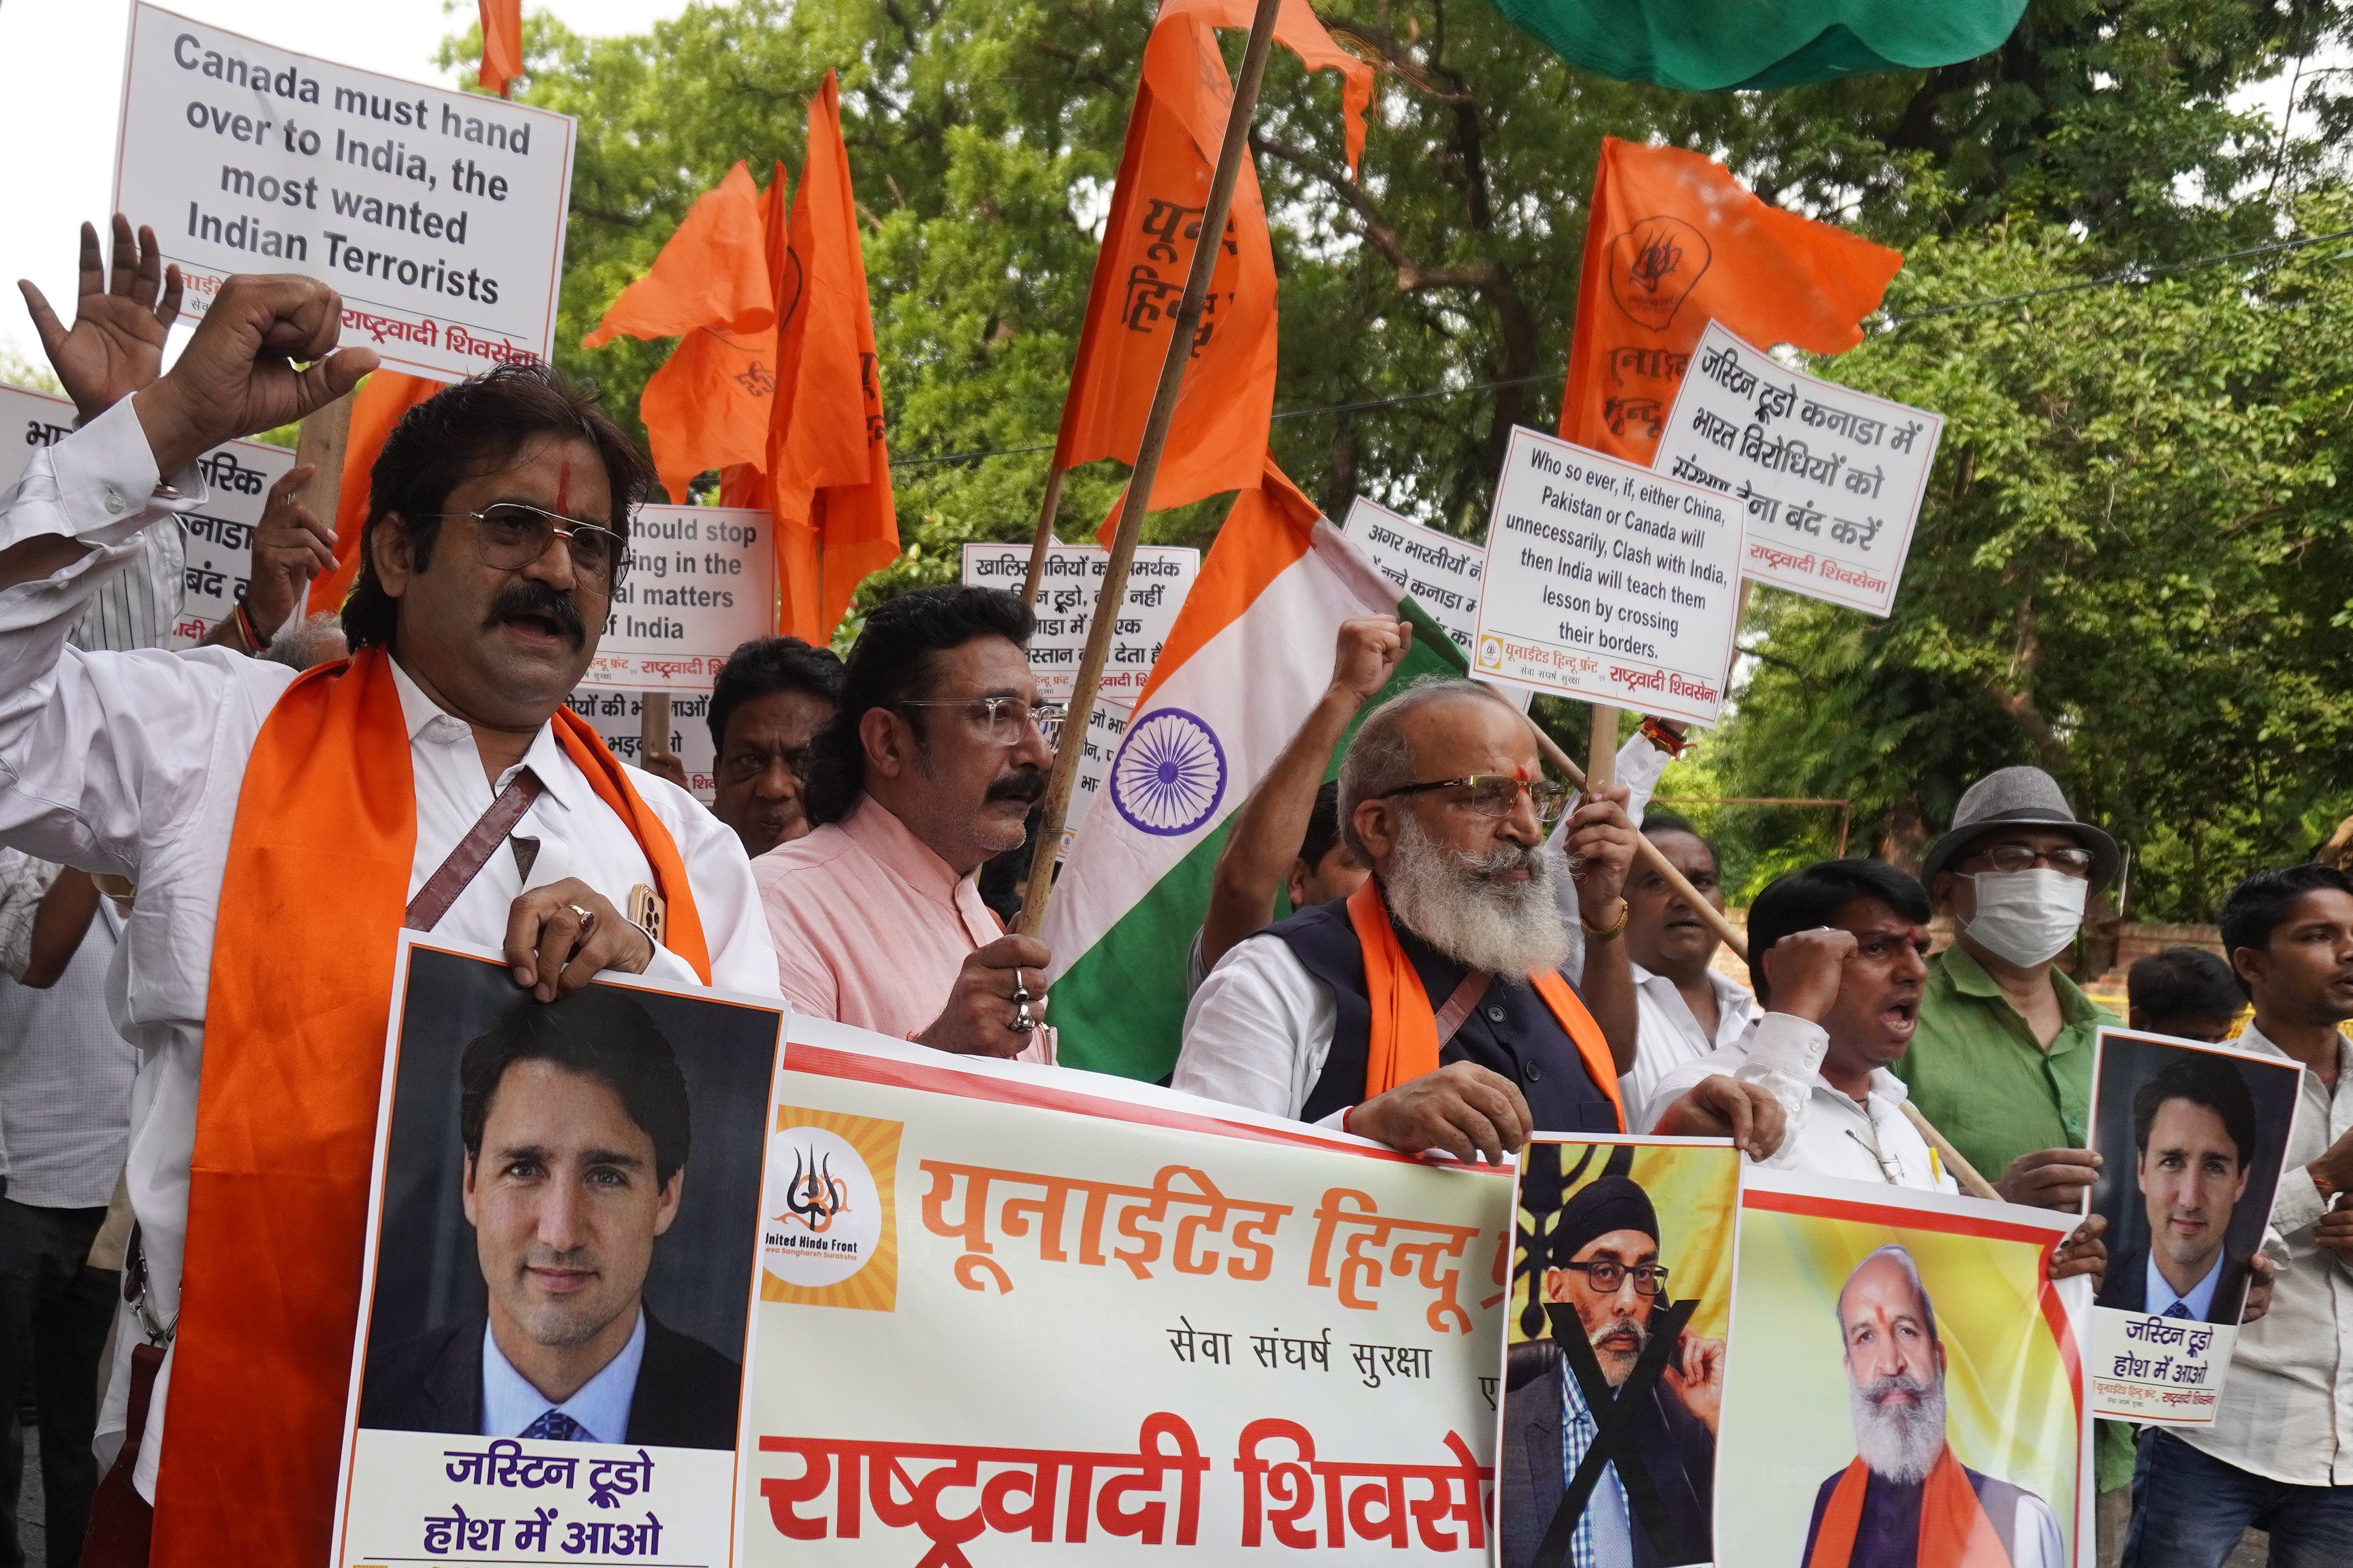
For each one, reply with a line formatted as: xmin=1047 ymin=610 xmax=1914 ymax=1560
xmin=1641 ymin=1014 xmax=1959 ymax=1194
xmin=1623 ymin=961 xmax=1761 ymax=1125
xmin=1175 ymin=933 xmax=1344 ymax=1125
xmin=0 ymin=398 xmax=780 ymax=1499
xmin=481 ymin=1310 xmax=645 ymax=1443
xmin=2147 ymin=1250 xmax=2226 ymax=1322
xmin=0 ymin=886 xmax=133 ymax=1209
xmin=2179 ymin=1023 xmax=2353 ymax=1486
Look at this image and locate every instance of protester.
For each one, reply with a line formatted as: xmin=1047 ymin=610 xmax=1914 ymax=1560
xmin=757 ymin=585 xmax=1056 ymax=1059
xmin=681 ymin=635 xmax=843 ymax=858
xmin=1174 ymin=677 xmax=1782 ymax=1162
xmin=0 ymin=266 xmax=777 ymax=1566
xmin=2126 ymin=947 xmax=2243 ymax=1044
xmin=2120 ymin=862 xmax=2353 ymax=1567
xmin=1621 ymin=809 xmax=1761 ymax=1114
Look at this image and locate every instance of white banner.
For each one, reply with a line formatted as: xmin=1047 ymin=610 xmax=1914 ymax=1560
xmin=1340 ymin=499 xmax=1481 ymax=658
xmin=579 ymin=508 xmax=776 ymax=692
xmin=114 ymin=3 xmax=577 ymax=383
xmin=1652 ymin=321 xmax=1942 ymax=618
xmin=0 ymin=380 xmax=296 ymax=648
xmin=1471 ymin=426 xmax=1745 ymax=727
xmin=566 ymin=687 xmax=719 ymax=802
xmin=961 ymin=542 xmax=1197 ymax=706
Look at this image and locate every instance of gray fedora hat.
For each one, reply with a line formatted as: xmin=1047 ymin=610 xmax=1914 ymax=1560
xmin=1918 ymin=765 xmax=2120 ymax=891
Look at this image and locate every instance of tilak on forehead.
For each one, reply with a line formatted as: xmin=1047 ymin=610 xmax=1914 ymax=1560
xmin=555 ymin=452 xmax=572 ymax=517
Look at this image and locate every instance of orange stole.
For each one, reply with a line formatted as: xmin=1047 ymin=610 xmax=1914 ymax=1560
xmin=153 ymin=647 xmax=711 ymax=1568
xmin=1343 ymin=879 xmax=1624 ymax=1129
xmin=1805 ymin=1451 xmax=2015 ymax=1568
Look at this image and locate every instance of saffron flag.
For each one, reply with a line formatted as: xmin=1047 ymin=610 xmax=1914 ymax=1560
xmin=584 ymin=162 xmax=779 ymax=503
xmin=1561 ymin=137 xmax=1902 ymax=467
xmin=477 ymin=0 xmax=522 ymax=97
xmin=1041 ymin=455 xmax=1465 ymax=1079
xmin=1053 ymin=0 xmax=1369 ymax=513
xmin=1486 ymin=0 xmax=2027 ymax=91
xmin=304 ymin=370 xmax=445 ymax=621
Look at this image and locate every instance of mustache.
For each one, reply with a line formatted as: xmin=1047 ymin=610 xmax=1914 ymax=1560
xmin=1861 ymin=1373 xmax=1935 ymax=1406
xmin=486 ymin=581 xmax=586 ymax=645
xmin=987 ymin=767 xmax=1047 ymax=804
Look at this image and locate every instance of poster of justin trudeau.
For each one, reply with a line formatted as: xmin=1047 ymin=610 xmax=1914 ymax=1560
xmin=326 ymin=935 xmax=786 ymax=1568
xmin=1497 ymin=1135 xmax=1743 ymax=1568
xmin=2084 ymin=1027 xmax=2300 ymax=1424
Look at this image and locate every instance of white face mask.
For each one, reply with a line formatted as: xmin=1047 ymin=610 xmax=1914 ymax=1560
xmin=1964 ymin=869 xmax=2088 ymax=968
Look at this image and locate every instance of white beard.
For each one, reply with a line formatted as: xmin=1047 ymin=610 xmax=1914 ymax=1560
xmin=1849 ymin=1373 xmax=1950 ymax=1485
xmin=1382 ymin=813 xmax=1573 ymax=977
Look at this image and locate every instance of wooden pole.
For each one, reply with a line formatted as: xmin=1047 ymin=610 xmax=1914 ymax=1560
xmin=1019 ymin=466 xmax=1067 ymax=606
xmin=1015 ymin=0 xmax=1288 ymax=937
xmin=640 ymin=690 xmax=671 ymax=766
xmin=288 ymin=391 xmax=354 ymax=629
xmin=1585 ymin=705 xmax=1620 ymax=791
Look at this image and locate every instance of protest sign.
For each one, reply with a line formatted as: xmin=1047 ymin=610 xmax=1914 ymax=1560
xmin=1341 ymin=498 xmax=1481 ymax=658
xmin=1719 ymin=1170 xmax=2089 ymax=1568
xmin=1653 ymin=322 xmax=1943 ymax=619
xmin=578 ymin=507 xmax=775 ymax=692
xmin=1499 ymin=1135 xmax=1741 ymax=1568
xmin=113 ymin=4 xmax=577 ymax=382
xmin=1044 ymin=695 xmax=1134 ymax=861
xmin=567 ymin=687 xmax=719 ymax=802
xmin=329 ymin=937 xmax=786 ymax=1568
xmin=1470 ymin=427 xmax=1745 ymax=727
xmin=2084 ymin=1027 xmax=2301 ymax=1424
xmin=0 ymin=380 xmax=296 ymax=648
xmin=739 ymin=1013 xmax=1512 ymax=1564
xmin=962 ymin=542 xmax=1198 ymax=706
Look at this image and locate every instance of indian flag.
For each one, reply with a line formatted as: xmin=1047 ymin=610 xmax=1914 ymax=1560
xmin=1043 ymin=461 xmax=1466 ymax=1079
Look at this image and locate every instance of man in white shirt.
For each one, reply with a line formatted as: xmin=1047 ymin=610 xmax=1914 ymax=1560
xmin=1620 ymin=810 xmax=1761 ymax=1116
xmin=0 ymin=269 xmax=776 ymax=1568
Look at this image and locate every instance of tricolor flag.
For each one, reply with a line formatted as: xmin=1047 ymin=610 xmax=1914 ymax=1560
xmin=1042 ymin=457 xmax=1467 ymax=1080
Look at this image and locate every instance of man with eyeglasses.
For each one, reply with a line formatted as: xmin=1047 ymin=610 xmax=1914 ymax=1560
xmin=1175 ymin=677 xmax=1781 ymax=1162
xmin=0 ymin=270 xmax=778 ymax=1568
xmin=756 ymin=585 xmax=1059 ymax=1059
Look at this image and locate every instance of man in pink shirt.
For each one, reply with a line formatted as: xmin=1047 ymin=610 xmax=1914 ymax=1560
xmin=754 ymin=587 xmax=1057 ymax=1060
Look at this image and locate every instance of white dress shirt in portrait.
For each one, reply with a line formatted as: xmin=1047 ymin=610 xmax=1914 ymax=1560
xmin=481 ymin=1310 xmax=646 ymax=1443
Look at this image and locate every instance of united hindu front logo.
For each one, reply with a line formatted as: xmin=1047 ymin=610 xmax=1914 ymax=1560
xmin=1478 ymin=635 xmax=1504 ymax=670
xmin=1109 ymin=707 xmax=1228 ymax=837
xmin=761 ymin=1107 xmax=900 ymax=1311
xmin=1607 ymin=215 xmax=1712 ymax=333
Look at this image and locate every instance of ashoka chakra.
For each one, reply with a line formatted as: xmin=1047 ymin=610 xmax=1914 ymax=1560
xmin=1109 ymin=707 xmax=1229 ymax=837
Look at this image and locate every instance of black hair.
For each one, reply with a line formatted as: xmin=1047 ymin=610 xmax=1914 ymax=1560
xmin=2131 ymin=1052 xmax=2259 ymax=1170
xmin=802 ymin=585 xmax=1034 ymax=827
xmin=707 ymin=636 xmax=846 ymax=755
xmin=2127 ymin=947 xmax=2243 ymax=1025
xmin=459 ymin=988 xmax=692 ymax=1187
xmin=1298 ymin=779 xmax=1348 ymax=871
xmin=2219 ymin=862 xmax=2353 ymax=997
xmin=1639 ymin=807 xmax=1720 ymax=876
xmin=1746 ymin=859 xmax=1932 ymax=1007
xmin=341 ymin=363 xmax=654 ymax=651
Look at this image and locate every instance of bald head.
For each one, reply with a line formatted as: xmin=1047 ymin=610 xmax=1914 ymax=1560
xmin=1337 ymin=679 xmax=1540 ymax=875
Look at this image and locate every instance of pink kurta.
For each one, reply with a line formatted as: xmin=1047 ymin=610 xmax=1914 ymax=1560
xmin=754 ymin=793 xmax=1054 ymax=1062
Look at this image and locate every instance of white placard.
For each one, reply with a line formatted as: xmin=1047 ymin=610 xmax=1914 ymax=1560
xmin=114 ymin=3 xmax=577 ymax=383
xmin=961 ymin=542 xmax=1198 ymax=705
xmin=1339 ymin=498 xmax=1481 ymax=657
xmin=1049 ymin=696 xmax=1133 ymax=862
xmin=1470 ymin=426 xmax=1745 ymax=727
xmin=0 ymin=381 xmax=297 ymax=649
xmin=578 ymin=507 xmax=775 ymax=692
xmin=1652 ymin=321 xmax=1942 ymax=618
xmin=565 ymin=687 xmax=719 ymax=802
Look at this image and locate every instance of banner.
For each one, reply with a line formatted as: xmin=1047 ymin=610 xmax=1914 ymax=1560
xmin=328 ymin=938 xmax=788 ymax=1568
xmin=114 ymin=3 xmax=577 ymax=382
xmin=2084 ymin=1027 xmax=2301 ymax=1423
xmin=1341 ymin=499 xmax=1481 ymax=658
xmin=1719 ymin=1170 xmax=2088 ymax=1568
xmin=1471 ymin=426 xmax=1746 ymax=727
xmin=1651 ymin=322 xmax=1942 ymax=618
xmin=578 ymin=507 xmax=776 ymax=691
xmin=0 ymin=380 xmax=296 ymax=647
xmin=739 ymin=1014 xmax=1514 ymax=1564
xmin=1499 ymin=1135 xmax=1741 ymax=1568
xmin=960 ymin=542 xmax=1198 ymax=706
xmin=565 ymin=687 xmax=719 ymax=802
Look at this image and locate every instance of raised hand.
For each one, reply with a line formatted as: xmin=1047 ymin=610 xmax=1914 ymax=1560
xmin=19 ymin=215 xmax=185 ymax=422
xmin=132 ymin=274 xmax=377 ymax=475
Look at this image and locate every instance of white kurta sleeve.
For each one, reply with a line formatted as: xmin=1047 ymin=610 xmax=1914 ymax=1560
xmin=1174 ymin=934 xmax=1336 ymax=1122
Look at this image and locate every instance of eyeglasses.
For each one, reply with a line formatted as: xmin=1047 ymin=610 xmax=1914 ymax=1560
xmin=1556 ymin=1259 xmax=1669 ymax=1295
xmin=895 ymin=697 xmax=1068 ymax=746
xmin=424 ymin=503 xmax=632 ymax=592
xmin=1963 ymin=842 xmax=2095 ymax=878
xmin=1382 ymin=774 xmax=1572 ymax=824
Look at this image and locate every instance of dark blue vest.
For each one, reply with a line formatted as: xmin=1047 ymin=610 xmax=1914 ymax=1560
xmin=1267 ymin=901 xmax=1620 ymax=1133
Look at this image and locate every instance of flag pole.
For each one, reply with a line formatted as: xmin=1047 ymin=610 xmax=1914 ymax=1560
xmin=1015 ymin=0 xmax=1287 ymax=937
xmin=291 ymin=392 xmax=354 ymax=611
xmin=1521 ymin=715 xmax=2000 ymax=1199
xmin=1020 ymin=466 xmax=1066 ymax=605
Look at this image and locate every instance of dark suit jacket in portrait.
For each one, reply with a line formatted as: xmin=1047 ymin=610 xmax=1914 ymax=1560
xmin=2095 ymin=1244 xmax=2247 ymax=1326
xmin=358 ymin=1309 xmax=744 ymax=1451
xmin=1499 ymin=1341 xmax=1716 ymax=1568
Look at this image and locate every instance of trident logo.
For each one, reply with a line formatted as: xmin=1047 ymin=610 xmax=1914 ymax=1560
xmin=778 ymin=1146 xmax=851 ymax=1233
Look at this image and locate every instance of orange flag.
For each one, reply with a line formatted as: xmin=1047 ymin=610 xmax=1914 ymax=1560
xmin=585 ymin=162 xmax=779 ymax=503
xmin=478 ymin=1 xmax=522 ymax=97
xmin=303 ymin=370 xmax=445 ymax=620
xmin=1055 ymin=0 xmax=1369 ymax=514
xmin=1561 ymin=137 xmax=1902 ymax=466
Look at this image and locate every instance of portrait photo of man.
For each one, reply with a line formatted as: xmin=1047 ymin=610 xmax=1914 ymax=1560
xmin=2094 ymin=1052 xmax=2259 ymax=1325
xmin=1501 ymin=1169 xmax=1722 ymax=1568
xmin=1802 ymin=1245 xmax=2062 ymax=1568
xmin=359 ymin=986 xmax=745 ymax=1449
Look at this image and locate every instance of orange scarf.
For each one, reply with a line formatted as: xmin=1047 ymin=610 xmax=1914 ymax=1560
xmin=1344 ymin=878 xmax=1623 ymax=1129
xmin=153 ymin=647 xmax=711 ymax=1568
xmin=1805 ymin=1449 xmax=2015 ymax=1568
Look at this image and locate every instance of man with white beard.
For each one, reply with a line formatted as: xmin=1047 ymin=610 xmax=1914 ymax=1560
xmin=1174 ymin=678 xmax=1781 ymax=1160
xmin=1802 ymin=1246 xmax=2062 ymax=1568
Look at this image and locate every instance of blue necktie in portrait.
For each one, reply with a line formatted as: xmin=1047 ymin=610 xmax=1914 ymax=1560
xmin=2163 ymin=1301 xmax=2192 ymax=1320
xmin=522 ymin=1409 xmax=590 ymax=1442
